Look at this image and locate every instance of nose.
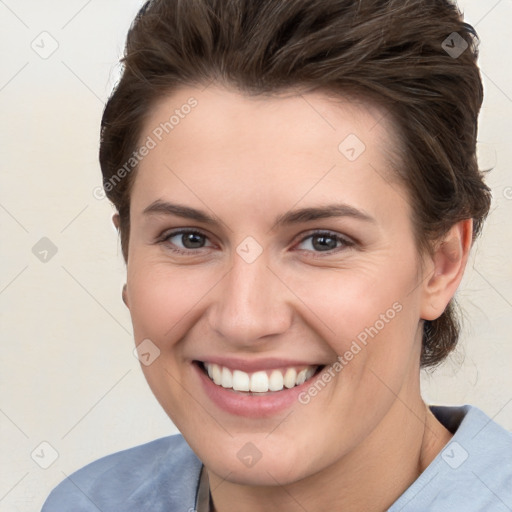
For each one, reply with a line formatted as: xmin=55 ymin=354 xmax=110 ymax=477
xmin=206 ymin=249 xmax=293 ymax=348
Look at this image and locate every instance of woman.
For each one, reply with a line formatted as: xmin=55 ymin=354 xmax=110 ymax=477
xmin=42 ymin=0 xmax=512 ymax=510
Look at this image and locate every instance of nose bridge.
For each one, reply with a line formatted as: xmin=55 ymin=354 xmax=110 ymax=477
xmin=208 ymin=248 xmax=291 ymax=345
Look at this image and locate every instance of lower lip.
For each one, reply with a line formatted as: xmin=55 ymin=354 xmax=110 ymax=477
xmin=193 ymin=363 xmax=318 ymax=418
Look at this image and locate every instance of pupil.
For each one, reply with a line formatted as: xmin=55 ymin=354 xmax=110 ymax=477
xmin=313 ymin=235 xmax=337 ymax=251
xmin=183 ymin=233 xmax=204 ymax=249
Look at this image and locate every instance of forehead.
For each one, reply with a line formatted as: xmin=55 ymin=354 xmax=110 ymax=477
xmin=131 ymin=84 xmax=407 ymax=224
xmin=141 ymin=84 xmax=397 ymax=161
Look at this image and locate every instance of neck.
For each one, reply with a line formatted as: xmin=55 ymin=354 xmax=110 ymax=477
xmin=207 ymin=381 xmax=453 ymax=512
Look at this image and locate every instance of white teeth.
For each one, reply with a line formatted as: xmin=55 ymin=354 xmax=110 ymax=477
xmin=221 ymin=366 xmax=233 ymax=388
xmin=268 ymin=370 xmax=284 ymax=391
xmin=203 ymin=363 xmax=318 ymax=393
xmin=232 ymin=370 xmax=250 ymax=392
xmin=250 ymin=371 xmax=269 ymax=393
xmin=305 ymin=367 xmax=315 ymax=380
xmin=296 ymin=369 xmax=307 ymax=386
xmin=283 ymin=368 xmax=297 ymax=389
xmin=212 ymin=364 xmax=222 ymax=385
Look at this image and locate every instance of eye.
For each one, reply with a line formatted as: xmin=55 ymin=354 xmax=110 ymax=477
xmin=159 ymin=229 xmax=214 ymax=254
xmin=157 ymin=228 xmax=355 ymax=256
xmin=295 ymin=230 xmax=354 ymax=254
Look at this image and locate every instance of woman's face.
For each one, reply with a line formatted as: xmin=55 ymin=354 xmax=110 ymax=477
xmin=124 ymin=85 xmax=433 ymax=485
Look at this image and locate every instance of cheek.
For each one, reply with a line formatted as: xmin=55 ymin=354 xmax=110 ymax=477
xmin=284 ymin=257 xmax=422 ymax=405
xmin=126 ymin=260 xmax=208 ymax=426
xmin=288 ymin=261 xmax=417 ymax=348
xmin=126 ymin=259 xmax=216 ymax=342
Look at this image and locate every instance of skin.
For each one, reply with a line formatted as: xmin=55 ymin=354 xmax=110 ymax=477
xmin=118 ymin=84 xmax=473 ymax=512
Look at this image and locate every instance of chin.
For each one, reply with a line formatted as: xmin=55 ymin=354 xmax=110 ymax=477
xmin=189 ymin=432 xmax=322 ymax=488
xmin=209 ymin=457 xmax=311 ymax=487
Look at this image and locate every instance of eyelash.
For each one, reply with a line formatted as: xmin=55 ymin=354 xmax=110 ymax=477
xmin=157 ymin=229 xmax=355 ymax=257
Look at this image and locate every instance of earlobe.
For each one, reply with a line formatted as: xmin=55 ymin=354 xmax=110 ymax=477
xmin=420 ymin=219 xmax=473 ymax=321
xmin=122 ymin=283 xmax=129 ymax=308
xmin=112 ymin=212 xmax=120 ymax=230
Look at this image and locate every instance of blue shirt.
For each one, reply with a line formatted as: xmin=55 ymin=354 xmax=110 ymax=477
xmin=41 ymin=405 xmax=512 ymax=511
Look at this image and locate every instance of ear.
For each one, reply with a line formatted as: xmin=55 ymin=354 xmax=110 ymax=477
xmin=122 ymin=283 xmax=130 ymax=309
xmin=112 ymin=212 xmax=120 ymax=230
xmin=420 ymin=219 xmax=473 ymax=321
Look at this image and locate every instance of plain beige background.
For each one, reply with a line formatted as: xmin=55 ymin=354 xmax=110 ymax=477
xmin=0 ymin=1 xmax=511 ymax=510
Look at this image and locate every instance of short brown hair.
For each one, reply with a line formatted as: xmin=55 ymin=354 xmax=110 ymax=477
xmin=99 ymin=0 xmax=492 ymax=368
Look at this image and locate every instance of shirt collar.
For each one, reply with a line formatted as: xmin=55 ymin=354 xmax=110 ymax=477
xmin=196 ymin=465 xmax=212 ymax=512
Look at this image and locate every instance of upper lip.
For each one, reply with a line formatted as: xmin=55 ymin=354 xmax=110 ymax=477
xmin=195 ymin=357 xmax=326 ymax=373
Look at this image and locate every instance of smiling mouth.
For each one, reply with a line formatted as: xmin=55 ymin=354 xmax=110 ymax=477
xmin=196 ymin=361 xmax=324 ymax=393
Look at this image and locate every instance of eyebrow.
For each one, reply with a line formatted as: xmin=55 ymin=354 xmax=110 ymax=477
xmin=142 ymin=200 xmax=376 ymax=229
